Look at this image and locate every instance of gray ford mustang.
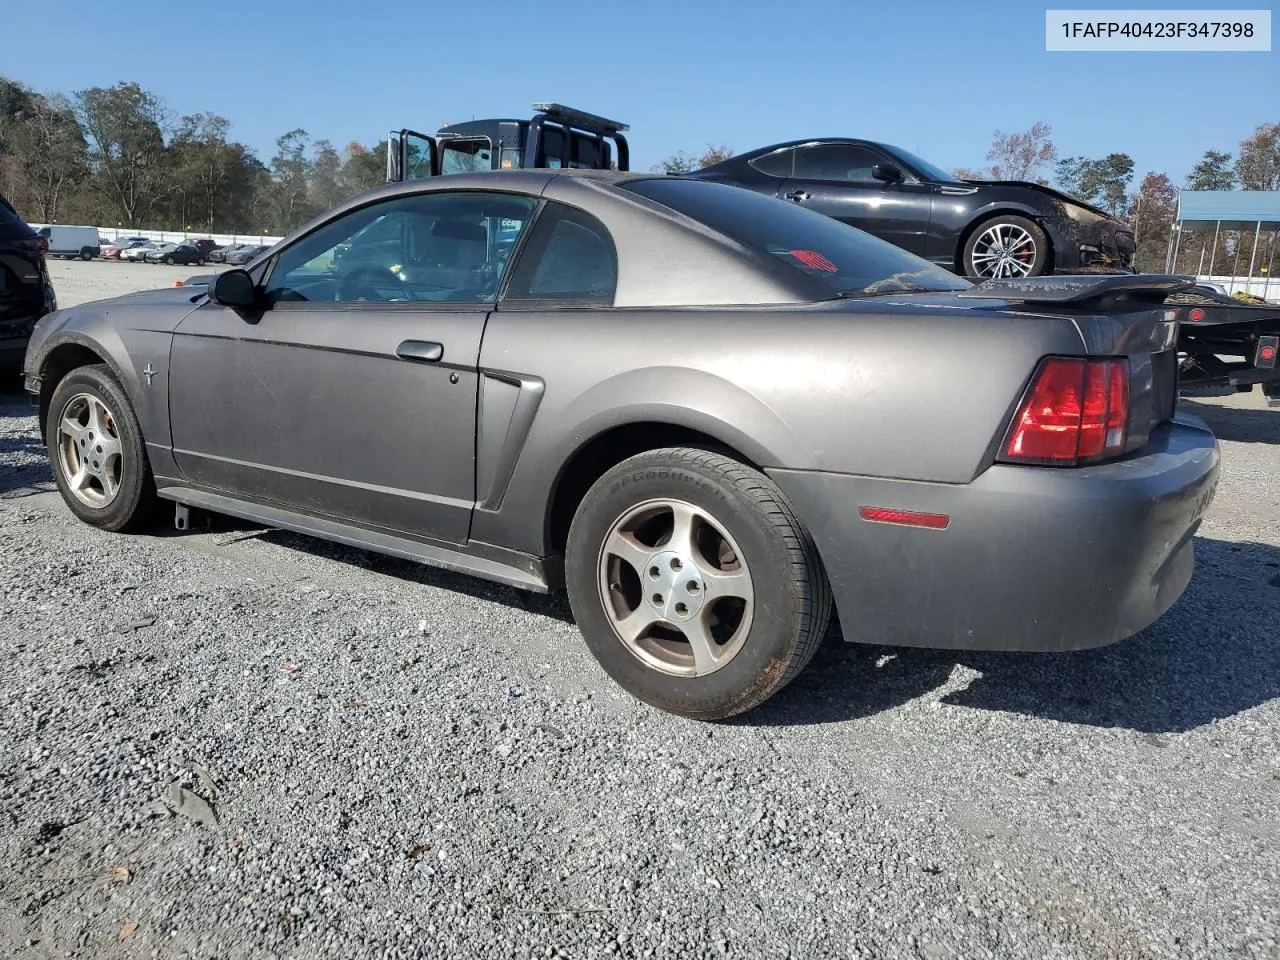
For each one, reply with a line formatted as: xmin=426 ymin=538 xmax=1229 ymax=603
xmin=21 ymin=169 xmax=1220 ymax=720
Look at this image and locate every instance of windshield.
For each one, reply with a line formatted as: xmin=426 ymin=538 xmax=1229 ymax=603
xmin=619 ymin=177 xmax=972 ymax=297
xmin=882 ymin=145 xmax=964 ymax=184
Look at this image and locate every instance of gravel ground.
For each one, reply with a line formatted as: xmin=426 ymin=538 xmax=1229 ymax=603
xmin=1 ymin=261 xmax=1278 ymax=960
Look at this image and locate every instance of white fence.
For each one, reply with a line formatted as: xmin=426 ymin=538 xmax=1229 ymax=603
xmin=1196 ymin=275 xmax=1278 ymax=302
xmin=31 ymin=223 xmax=284 ymax=247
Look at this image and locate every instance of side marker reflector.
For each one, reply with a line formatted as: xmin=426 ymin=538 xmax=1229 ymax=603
xmin=858 ymin=506 xmax=950 ymax=529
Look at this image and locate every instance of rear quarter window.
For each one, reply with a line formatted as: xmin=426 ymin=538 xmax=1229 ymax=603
xmin=619 ymin=177 xmax=971 ymax=297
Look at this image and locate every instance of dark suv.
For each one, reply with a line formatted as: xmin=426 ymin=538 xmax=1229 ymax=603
xmin=0 ymin=193 xmax=56 ymax=376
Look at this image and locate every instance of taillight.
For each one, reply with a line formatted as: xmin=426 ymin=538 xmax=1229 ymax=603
xmin=1000 ymin=357 xmax=1130 ymax=466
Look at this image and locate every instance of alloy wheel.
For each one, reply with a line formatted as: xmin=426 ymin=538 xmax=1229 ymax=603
xmin=970 ymin=222 xmax=1037 ymax=278
xmin=56 ymin=393 xmax=124 ymax=508
xmin=597 ymin=497 xmax=755 ymax=677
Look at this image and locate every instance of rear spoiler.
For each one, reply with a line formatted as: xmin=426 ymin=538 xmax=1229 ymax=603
xmin=958 ymin=274 xmax=1198 ymax=305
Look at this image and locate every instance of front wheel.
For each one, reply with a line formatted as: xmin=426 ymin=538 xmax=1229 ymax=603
xmin=962 ymin=214 xmax=1049 ymax=279
xmin=564 ymin=447 xmax=832 ymax=720
xmin=45 ymin=364 xmax=162 ymax=533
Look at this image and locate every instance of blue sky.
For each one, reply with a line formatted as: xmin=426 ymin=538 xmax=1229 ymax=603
xmin=4 ymin=0 xmax=1275 ymax=185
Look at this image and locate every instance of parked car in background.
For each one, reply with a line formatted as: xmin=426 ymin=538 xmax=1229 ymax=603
xmin=188 ymin=238 xmax=220 ymax=257
xmin=102 ymin=239 xmax=151 ymax=261
xmin=145 ymin=242 xmax=207 ymax=266
xmin=120 ymin=243 xmax=157 ymax=262
xmin=36 ymin=225 xmax=101 ymax=261
xmin=0 ymin=192 xmax=56 ymax=372
xmin=687 ymin=138 xmax=1136 ymax=279
xmin=20 ymin=170 xmax=1219 ymax=719
xmin=208 ymin=243 xmax=252 ymax=263
xmin=223 ymin=244 xmax=270 ymax=265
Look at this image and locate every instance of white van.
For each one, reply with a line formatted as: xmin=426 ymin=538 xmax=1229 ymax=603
xmin=35 ymin=224 xmax=101 ymax=260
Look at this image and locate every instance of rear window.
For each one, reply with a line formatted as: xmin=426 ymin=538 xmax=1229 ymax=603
xmin=619 ymin=177 xmax=972 ymax=297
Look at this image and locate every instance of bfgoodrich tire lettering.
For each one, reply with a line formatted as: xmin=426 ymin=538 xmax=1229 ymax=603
xmin=45 ymin=363 xmax=162 ymax=533
xmin=564 ymin=447 xmax=832 ymax=720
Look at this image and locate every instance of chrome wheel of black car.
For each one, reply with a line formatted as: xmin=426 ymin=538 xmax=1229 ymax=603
xmin=963 ymin=214 xmax=1049 ymax=279
xmin=970 ymin=223 xmax=1035 ymax=277
xmin=565 ymin=447 xmax=831 ymax=721
xmin=45 ymin=364 xmax=162 ymax=533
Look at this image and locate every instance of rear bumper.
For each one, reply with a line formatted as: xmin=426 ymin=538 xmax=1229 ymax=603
xmin=767 ymin=415 xmax=1220 ymax=653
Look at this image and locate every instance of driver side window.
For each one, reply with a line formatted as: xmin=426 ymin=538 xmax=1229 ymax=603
xmin=262 ymin=190 xmax=538 ymax=304
xmin=792 ymin=144 xmax=885 ymax=182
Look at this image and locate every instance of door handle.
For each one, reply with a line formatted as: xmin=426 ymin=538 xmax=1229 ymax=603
xmin=395 ymin=340 xmax=443 ymax=363
xmin=784 ymin=190 xmax=811 ymax=203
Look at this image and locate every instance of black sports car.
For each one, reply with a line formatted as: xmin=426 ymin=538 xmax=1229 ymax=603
xmin=687 ymin=138 xmax=1135 ymax=280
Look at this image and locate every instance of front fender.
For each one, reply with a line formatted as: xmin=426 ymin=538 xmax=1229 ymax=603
xmin=26 ymin=295 xmax=202 ymax=449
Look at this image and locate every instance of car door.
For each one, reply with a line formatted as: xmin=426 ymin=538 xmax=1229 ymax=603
xmin=776 ymin=143 xmax=935 ymax=255
xmin=167 ymin=188 xmax=539 ymax=545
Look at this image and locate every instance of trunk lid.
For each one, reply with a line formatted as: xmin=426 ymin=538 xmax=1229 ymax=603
xmin=957 ymin=274 xmax=1192 ymax=454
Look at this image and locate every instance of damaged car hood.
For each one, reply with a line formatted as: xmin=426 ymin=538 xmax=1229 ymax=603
xmin=960 ymin=179 xmax=1119 ymax=221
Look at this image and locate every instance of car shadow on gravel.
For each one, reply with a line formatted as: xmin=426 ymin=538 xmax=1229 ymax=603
xmin=1180 ymin=397 xmax=1280 ymax=445
xmin=0 ymin=435 xmax=53 ymax=497
xmin=742 ymin=536 xmax=1280 ymax=733
xmin=154 ymin=511 xmax=577 ymax=623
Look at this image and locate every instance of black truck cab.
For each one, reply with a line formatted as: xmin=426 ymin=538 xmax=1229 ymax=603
xmin=385 ymin=103 xmax=630 ymax=182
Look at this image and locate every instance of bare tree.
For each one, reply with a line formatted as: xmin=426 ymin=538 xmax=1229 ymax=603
xmin=652 ymin=151 xmax=698 ymax=174
xmin=74 ymin=82 xmax=174 ymax=227
xmin=0 ymin=92 xmax=87 ymax=222
xmin=986 ymin=122 xmax=1057 ymax=182
xmin=699 ymin=144 xmax=733 ymax=168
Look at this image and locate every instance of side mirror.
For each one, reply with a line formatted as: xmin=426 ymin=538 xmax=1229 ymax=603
xmin=872 ymin=163 xmax=903 ymax=183
xmin=208 ymin=269 xmax=256 ymax=309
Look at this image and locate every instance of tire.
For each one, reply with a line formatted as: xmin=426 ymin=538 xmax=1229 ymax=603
xmin=197 ymin=257 xmax=206 ymax=266
xmin=80 ymin=249 xmax=93 ymax=261
xmin=164 ymin=257 xmax=174 ymax=265
xmin=961 ymin=213 xmax=1049 ymax=279
xmin=564 ymin=447 xmax=832 ymax=720
xmin=45 ymin=364 xmax=162 ymax=533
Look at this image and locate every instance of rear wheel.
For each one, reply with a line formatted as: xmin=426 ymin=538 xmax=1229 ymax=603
xmin=962 ymin=214 xmax=1049 ymax=279
xmin=45 ymin=364 xmax=162 ymax=533
xmin=564 ymin=447 xmax=832 ymax=720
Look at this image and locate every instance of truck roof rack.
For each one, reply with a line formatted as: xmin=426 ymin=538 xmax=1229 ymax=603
xmin=531 ymin=102 xmax=630 ymax=135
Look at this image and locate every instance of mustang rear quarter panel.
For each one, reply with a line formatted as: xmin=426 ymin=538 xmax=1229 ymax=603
xmin=768 ymin=415 xmax=1220 ymax=652
xmin=473 ymin=299 xmax=1088 ymax=557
